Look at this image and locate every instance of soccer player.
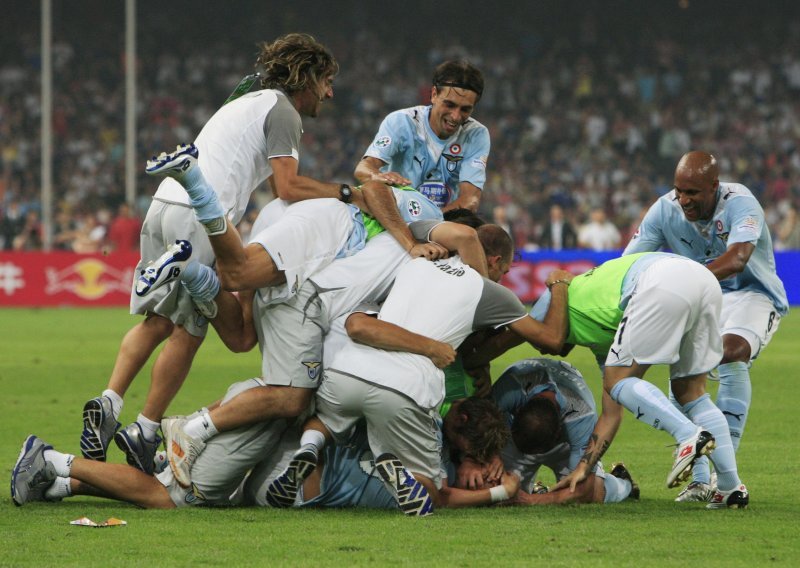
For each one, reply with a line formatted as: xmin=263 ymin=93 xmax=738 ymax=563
xmin=468 ymin=253 xmax=750 ymax=509
xmin=355 ymin=60 xmax=490 ymax=212
xmin=78 ymin=33 xmax=347 ymax=475
xmin=485 ymin=358 xmax=638 ymax=504
xmin=159 ymin=213 xmax=481 ymax=488
xmin=264 ymin=225 xmax=573 ymax=516
xmin=623 ymin=150 xmax=788 ymax=502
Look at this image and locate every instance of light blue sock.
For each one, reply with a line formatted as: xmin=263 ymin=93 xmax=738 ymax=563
xmin=716 ymin=361 xmax=751 ymax=451
xmin=682 ymin=394 xmax=741 ymax=491
xmin=171 ymin=163 xmax=224 ymax=223
xmin=610 ymin=377 xmax=697 ymax=442
xmin=670 ymin=386 xmax=711 ymax=485
xmin=180 ymin=261 xmax=220 ymax=302
xmin=602 ymin=473 xmax=632 ymax=503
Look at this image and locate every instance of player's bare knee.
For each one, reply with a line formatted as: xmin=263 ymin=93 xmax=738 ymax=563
xmin=721 ymin=334 xmax=751 ymax=363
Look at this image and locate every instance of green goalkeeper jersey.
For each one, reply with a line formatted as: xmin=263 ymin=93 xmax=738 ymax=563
xmin=565 ymin=253 xmax=647 ymax=359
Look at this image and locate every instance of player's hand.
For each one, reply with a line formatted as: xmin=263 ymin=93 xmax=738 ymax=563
xmin=500 ymin=471 xmax=521 ymax=499
xmin=456 ymin=457 xmax=485 ymax=490
xmin=483 ymin=454 xmax=504 ymax=485
xmin=545 ymin=269 xmax=574 ymax=288
xmin=467 ymin=366 xmax=492 ymax=398
xmin=408 ymin=242 xmax=449 ymax=260
xmin=371 ymin=170 xmax=411 ymax=186
xmin=551 ymin=462 xmax=589 ymax=493
xmin=426 ymin=340 xmax=456 ymax=369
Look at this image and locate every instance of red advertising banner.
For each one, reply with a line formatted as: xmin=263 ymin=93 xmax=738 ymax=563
xmin=1 ymin=250 xmax=797 ymax=307
xmin=0 ymin=251 xmax=139 ymax=306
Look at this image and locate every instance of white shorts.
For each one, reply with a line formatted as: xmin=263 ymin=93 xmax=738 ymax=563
xmin=157 ymin=378 xmax=290 ymax=507
xmin=720 ymin=290 xmax=781 ymax=360
xmin=131 ymin=199 xmax=216 ymax=337
xmin=250 ymin=199 xmax=357 ymax=306
xmin=255 ymin=281 xmax=328 ymax=388
xmin=605 ymin=257 xmax=723 ymax=378
xmin=316 ymin=369 xmax=442 ymax=488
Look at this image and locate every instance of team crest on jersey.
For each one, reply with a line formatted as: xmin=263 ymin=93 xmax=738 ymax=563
xmin=407 ymin=199 xmax=422 ymax=217
xmin=442 ymin=152 xmax=464 ymax=173
xmin=449 ymin=143 xmax=462 ymax=155
xmin=302 ymin=361 xmax=321 ymax=380
xmin=374 ymin=136 xmax=391 ymax=149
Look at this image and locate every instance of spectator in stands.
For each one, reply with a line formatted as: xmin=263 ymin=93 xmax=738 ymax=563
xmin=107 ymin=203 xmax=142 ymax=252
xmin=577 ymin=208 xmax=621 ymax=251
xmin=539 ymin=204 xmax=577 ymax=250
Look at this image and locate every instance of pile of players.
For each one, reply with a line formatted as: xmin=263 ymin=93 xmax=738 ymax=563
xmin=11 ymin=33 xmax=786 ymax=515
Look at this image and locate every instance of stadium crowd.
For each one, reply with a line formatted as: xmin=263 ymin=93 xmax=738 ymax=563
xmin=2 ymin=2 xmax=800 ymax=252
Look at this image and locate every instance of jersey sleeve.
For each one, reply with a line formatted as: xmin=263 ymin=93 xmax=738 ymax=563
xmin=362 ymin=111 xmax=409 ymax=164
xmin=263 ymin=98 xmax=302 ymax=160
xmin=473 ymin=280 xmax=527 ymax=330
xmin=409 ymin=219 xmax=444 ymax=241
xmin=457 ymin=126 xmax=490 ymax=190
xmin=725 ymin=196 xmax=764 ymax=246
xmin=622 ymin=199 xmax=667 ymax=254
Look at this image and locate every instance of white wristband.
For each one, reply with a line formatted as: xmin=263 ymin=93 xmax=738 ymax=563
xmin=489 ymin=485 xmax=509 ymax=503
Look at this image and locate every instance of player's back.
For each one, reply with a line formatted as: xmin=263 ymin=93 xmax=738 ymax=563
xmin=154 ymin=89 xmax=283 ymax=225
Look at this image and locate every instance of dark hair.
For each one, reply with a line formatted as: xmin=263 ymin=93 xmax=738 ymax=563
xmin=443 ymin=207 xmax=487 ymax=228
xmin=511 ymin=396 xmax=561 ymax=455
xmin=454 ymin=397 xmax=510 ymax=463
xmin=432 ymin=60 xmax=484 ymax=101
xmin=256 ymin=33 xmax=338 ymax=95
xmin=477 ymin=224 xmax=513 ymax=260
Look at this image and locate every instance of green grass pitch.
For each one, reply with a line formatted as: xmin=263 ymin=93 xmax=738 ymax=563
xmin=1 ymin=307 xmax=798 ymax=566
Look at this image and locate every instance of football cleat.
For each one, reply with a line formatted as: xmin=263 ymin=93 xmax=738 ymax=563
xmin=11 ymin=435 xmax=57 ymax=506
xmin=114 ymin=422 xmax=163 ymax=476
xmin=707 ymin=484 xmax=749 ymax=509
xmin=80 ymin=396 xmax=121 ymax=461
xmin=666 ymin=429 xmax=715 ymax=488
xmin=264 ymin=449 xmax=318 ymax=508
xmin=610 ymin=462 xmax=640 ymax=500
xmin=162 ymin=417 xmax=205 ymax=488
xmin=135 ymin=240 xmax=192 ymax=297
xmin=675 ymin=481 xmax=714 ymax=502
xmin=374 ymin=453 xmax=433 ymax=517
xmin=145 ymin=143 xmax=199 ymax=179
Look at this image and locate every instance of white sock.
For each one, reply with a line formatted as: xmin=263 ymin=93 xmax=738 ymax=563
xmin=45 ymin=477 xmax=72 ymax=500
xmin=183 ymin=411 xmax=218 ymax=442
xmin=43 ymin=449 xmax=74 ymax=477
xmin=298 ymin=429 xmax=326 ymax=458
xmin=102 ymin=389 xmax=124 ymax=420
xmin=137 ymin=414 xmax=161 ymax=442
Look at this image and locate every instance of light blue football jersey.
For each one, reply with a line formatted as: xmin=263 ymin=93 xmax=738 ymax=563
xmin=624 ymin=182 xmax=788 ymax=315
xmin=492 ymin=359 xmax=597 ymax=488
xmin=363 ymin=106 xmax=490 ymax=208
xmin=301 ymin=424 xmax=396 ymax=509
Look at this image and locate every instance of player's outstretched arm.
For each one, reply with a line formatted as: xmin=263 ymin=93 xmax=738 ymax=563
xmin=552 ymin=391 xmax=623 ymax=493
xmin=514 ymin=473 xmax=600 ymax=505
xmin=439 ymin=471 xmax=520 ymax=508
xmin=706 ymin=241 xmax=755 ymax=280
xmin=354 ymin=156 xmax=411 ymax=187
xmin=428 ymin=221 xmax=488 ymax=276
xmin=345 ymin=313 xmax=456 ymax=368
xmin=507 ymin=271 xmax=572 ymax=354
xmin=269 ymin=156 xmax=342 ymax=202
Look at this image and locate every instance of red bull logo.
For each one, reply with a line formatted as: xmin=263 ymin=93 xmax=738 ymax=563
xmin=45 ymin=258 xmax=134 ymax=300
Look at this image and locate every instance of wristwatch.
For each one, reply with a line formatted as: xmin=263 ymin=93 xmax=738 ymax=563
xmin=339 ymin=183 xmax=353 ymax=204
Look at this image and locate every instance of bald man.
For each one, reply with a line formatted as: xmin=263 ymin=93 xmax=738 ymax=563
xmin=624 ymin=150 xmax=787 ymax=502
